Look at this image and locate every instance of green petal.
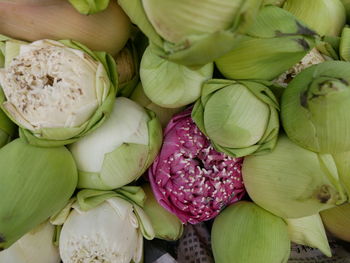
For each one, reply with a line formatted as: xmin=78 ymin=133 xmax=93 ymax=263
xmin=76 ymin=186 xmax=147 ymax=211
xmin=216 ymin=36 xmax=314 ymax=80
xmin=0 ymin=107 xmax=16 ymax=145
xmin=132 ymin=205 xmax=155 ymax=240
xmin=142 ymin=184 xmax=183 ymax=241
xmin=68 ymin=0 xmax=110 ymax=15
xmin=118 ymin=0 xmax=263 ymax=66
xmin=142 ymin=109 xmax=162 ymax=171
xmin=140 ymin=44 xmax=213 ymax=108
xmin=286 ymin=214 xmax=331 ymax=257
xmin=340 ymin=27 xmax=350 ymax=61
xmin=77 ymin=143 xmax=149 ymax=190
xmin=333 ymin=151 xmax=350 ymax=197
xmin=215 ymin=5 xmax=317 ymax=80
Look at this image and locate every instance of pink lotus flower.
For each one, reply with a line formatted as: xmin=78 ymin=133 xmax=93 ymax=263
xmin=149 ymin=108 xmax=245 ymax=224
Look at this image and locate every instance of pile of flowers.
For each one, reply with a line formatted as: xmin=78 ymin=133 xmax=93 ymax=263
xmin=1 ymin=0 xmax=350 ymax=262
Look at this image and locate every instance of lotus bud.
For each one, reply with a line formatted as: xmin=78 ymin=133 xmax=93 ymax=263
xmin=118 ymin=0 xmax=263 ymax=66
xmin=0 ymin=138 xmax=78 ymax=249
xmin=0 ymin=39 xmax=118 ymax=147
xmin=142 ymin=184 xmax=183 ymax=241
xmin=57 ymin=187 xmax=154 ymax=263
xmin=0 ymin=107 xmax=16 ymax=148
xmin=140 ymin=45 xmax=213 ymax=108
xmin=130 ymin=83 xmax=185 ymax=127
xmin=0 ymin=221 xmax=60 ymax=263
xmin=281 ymin=61 xmax=350 ymax=153
xmin=283 ymin=0 xmax=346 ymax=37
xmin=242 ymin=135 xmax=347 ymax=219
xmin=149 ymin=108 xmax=246 ymax=224
xmin=320 ymin=204 xmax=350 ymax=242
xmin=68 ymin=0 xmax=109 ymax=14
xmin=215 ymin=6 xmax=316 ymax=80
xmin=211 ymin=201 xmax=290 ymax=263
xmin=69 ymin=97 xmax=162 ymax=190
xmin=285 ymin=214 xmax=331 ymax=257
xmin=192 ymin=79 xmax=279 ymax=157
xmin=0 ymin=0 xmax=130 ymax=56
xmin=274 ymin=48 xmax=325 ymax=87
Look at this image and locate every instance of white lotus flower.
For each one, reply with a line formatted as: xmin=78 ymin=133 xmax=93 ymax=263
xmin=0 ymin=39 xmax=108 ymax=130
xmin=0 ymin=38 xmax=117 ymax=147
xmin=59 ymin=197 xmax=145 ymax=263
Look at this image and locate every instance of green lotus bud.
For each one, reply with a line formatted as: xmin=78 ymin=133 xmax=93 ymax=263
xmin=242 ymin=135 xmax=347 ymax=219
xmin=286 ymin=214 xmax=331 ymax=257
xmin=320 ymin=203 xmax=350 ymax=242
xmin=215 ymin=6 xmax=316 ymax=80
xmin=69 ymin=97 xmax=162 ymax=190
xmin=0 ymin=38 xmax=118 ymax=147
xmin=0 ymin=221 xmax=60 ymax=263
xmin=283 ymin=0 xmax=346 ymax=37
xmin=140 ymin=45 xmax=213 ymax=108
xmin=130 ymin=83 xmax=184 ymax=127
xmin=118 ymin=0 xmax=263 ymax=66
xmin=281 ymin=61 xmax=350 ymax=153
xmin=212 ymin=201 xmax=290 ymax=263
xmin=0 ymin=139 xmax=78 ymax=249
xmin=142 ymin=184 xmax=183 ymax=241
xmin=192 ymin=79 xmax=279 ymax=157
xmin=0 ymin=107 xmax=16 ymax=147
xmin=68 ymin=0 xmax=109 ymax=14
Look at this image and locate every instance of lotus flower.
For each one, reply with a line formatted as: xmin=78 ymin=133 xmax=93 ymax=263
xmin=0 ymin=38 xmax=117 ymax=147
xmin=51 ymin=187 xmax=154 ymax=263
xmin=149 ymin=108 xmax=245 ymax=224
